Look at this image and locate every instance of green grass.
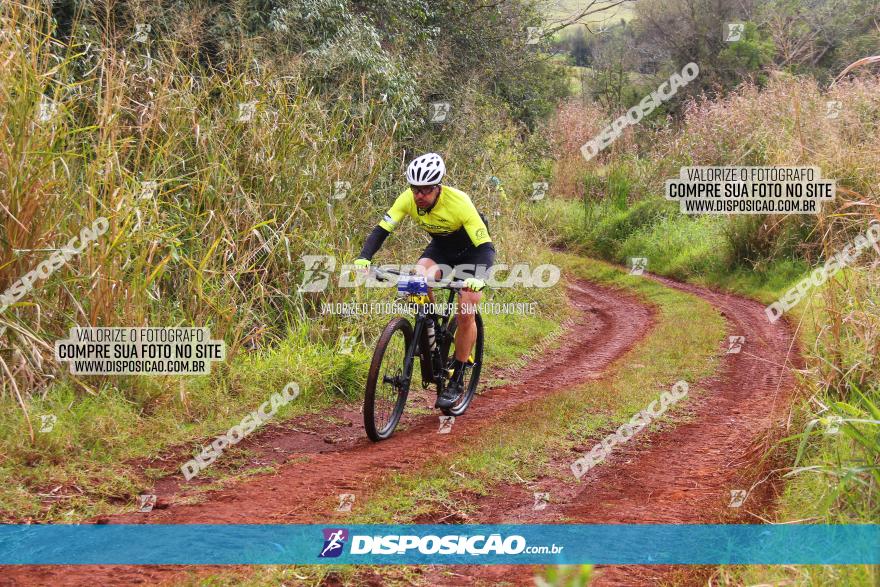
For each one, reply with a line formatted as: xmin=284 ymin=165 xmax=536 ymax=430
xmin=539 ymin=197 xmax=811 ymax=301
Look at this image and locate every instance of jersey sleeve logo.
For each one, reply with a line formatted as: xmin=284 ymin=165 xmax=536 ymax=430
xmin=382 ymin=214 xmax=397 ymax=227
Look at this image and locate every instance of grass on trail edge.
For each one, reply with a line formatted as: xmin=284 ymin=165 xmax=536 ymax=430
xmin=200 ymin=250 xmax=727 ymax=586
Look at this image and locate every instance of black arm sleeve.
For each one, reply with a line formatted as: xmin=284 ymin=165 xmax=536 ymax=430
xmin=472 ymin=242 xmax=496 ymax=268
xmin=358 ymin=225 xmax=391 ymax=260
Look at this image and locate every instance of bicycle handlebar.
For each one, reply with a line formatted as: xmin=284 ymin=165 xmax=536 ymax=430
xmin=368 ymin=266 xmax=470 ymax=291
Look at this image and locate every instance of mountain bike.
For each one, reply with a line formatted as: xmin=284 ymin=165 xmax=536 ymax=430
xmin=363 ymin=267 xmax=484 ymax=441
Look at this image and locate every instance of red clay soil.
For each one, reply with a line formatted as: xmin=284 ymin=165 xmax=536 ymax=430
xmin=417 ymin=275 xmax=803 ymax=587
xmin=2 ymin=278 xmax=655 ymax=586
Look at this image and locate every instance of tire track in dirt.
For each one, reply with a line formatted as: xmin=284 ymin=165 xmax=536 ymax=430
xmin=2 ymin=278 xmax=655 ymax=586
xmin=416 ymin=274 xmax=802 ymax=587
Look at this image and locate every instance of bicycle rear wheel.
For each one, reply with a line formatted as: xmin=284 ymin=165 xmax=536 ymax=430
xmin=438 ymin=311 xmax=484 ymax=417
xmin=364 ymin=317 xmax=413 ymax=441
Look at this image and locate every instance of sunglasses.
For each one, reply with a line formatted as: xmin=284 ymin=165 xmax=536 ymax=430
xmin=411 ymin=185 xmax=437 ymax=195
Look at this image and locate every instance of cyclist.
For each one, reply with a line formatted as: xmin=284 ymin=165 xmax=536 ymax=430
xmin=355 ymin=152 xmax=496 ymax=409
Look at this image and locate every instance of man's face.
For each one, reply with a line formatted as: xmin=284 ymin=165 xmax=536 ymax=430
xmin=411 ymin=184 xmax=440 ymax=209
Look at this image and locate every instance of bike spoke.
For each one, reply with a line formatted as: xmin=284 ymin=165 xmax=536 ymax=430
xmin=375 ymin=331 xmax=407 ymax=433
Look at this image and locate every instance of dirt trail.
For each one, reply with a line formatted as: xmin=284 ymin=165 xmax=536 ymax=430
xmin=419 ymin=274 xmax=802 ymax=587
xmin=2 ymin=278 xmax=655 ymax=586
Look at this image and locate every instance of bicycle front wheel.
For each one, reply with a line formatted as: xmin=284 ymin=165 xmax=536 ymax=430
xmin=364 ymin=317 xmax=413 ymax=441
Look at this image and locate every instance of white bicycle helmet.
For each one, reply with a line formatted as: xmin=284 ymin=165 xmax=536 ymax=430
xmin=406 ymin=153 xmax=445 ymax=186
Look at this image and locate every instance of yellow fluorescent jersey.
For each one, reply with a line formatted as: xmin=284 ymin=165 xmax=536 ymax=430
xmin=378 ymin=185 xmax=491 ymax=247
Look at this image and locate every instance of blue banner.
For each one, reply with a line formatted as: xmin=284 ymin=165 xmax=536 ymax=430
xmin=1 ymin=524 xmax=877 ymax=565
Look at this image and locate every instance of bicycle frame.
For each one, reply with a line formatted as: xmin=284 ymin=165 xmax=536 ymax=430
xmin=413 ymin=287 xmax=459 ymax=390
xmin=370 ymin=267 xmax=466 ymax=394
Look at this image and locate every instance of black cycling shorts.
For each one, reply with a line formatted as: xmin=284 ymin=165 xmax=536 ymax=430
xmin=420 ymin=241 xmax=493 ymax=280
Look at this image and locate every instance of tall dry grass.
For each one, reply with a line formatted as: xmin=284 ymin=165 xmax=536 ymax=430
xmin=548 ymin=99 xmax=606 ymax=199
xmin=0 ymin=1 xmax=550 ymax=406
